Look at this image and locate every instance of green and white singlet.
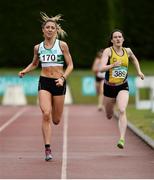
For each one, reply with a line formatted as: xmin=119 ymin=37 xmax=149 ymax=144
xmin=38 ymin=39 xmax=64 ymax=67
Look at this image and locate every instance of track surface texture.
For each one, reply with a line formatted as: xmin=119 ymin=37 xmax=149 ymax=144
xmin=0 ymin=105 xmax=154 ymax=179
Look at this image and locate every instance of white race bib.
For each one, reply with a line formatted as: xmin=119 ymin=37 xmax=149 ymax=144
xmin=40 ymin=54 xmax=57 ymax=62
xmin=112 ymin=67 xmax=127 ymax=78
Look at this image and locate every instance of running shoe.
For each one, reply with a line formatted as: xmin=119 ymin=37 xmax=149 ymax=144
xmin=117 ymin=139 xmax=125 ymax=149
xmin=45 ymin=148 xmax=53 ymax=161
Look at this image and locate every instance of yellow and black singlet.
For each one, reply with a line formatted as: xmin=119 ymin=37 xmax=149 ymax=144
xmin=105 ymin=47 xmax=129 ymax=84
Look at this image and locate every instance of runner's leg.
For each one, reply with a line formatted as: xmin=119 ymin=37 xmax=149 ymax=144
xmin=52 ymin=95 xmax=65 ymax=125
xmin=116 ymin=90 xmax=129 ymax=140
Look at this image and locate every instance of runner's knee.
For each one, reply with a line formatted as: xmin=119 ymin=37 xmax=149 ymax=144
xmin=43 ymin=111 xmax=51 ymax=122
xmin=106 ymin=113 xmax=113 ymax=119
xmin=52 ymin=118 xmax=60 ymax=125
xmin=119 ymin=107 xmax=126 ymax=115
xmin=105 ymin=108 xmax=113 ymax=119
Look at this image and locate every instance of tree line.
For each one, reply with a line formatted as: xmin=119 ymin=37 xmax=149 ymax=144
xmin=0 ymin=0 xmax=153 ymax=68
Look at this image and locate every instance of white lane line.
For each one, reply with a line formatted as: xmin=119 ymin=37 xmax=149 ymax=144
xmin=61 ymin=106 xmax=69 ymax=179
xmin=0 ymin=107 xmax=28 ymax=133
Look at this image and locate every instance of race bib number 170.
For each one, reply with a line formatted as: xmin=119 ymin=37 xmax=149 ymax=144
xmin=41 ymin=54 xmax=57 ymax=62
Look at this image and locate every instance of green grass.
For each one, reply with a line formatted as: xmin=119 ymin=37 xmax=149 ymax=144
xmin=128 ymin=60 xmax=154 ymax=76
xmin=0 ymin=67 xmax=41 ymax=75
xmin=127 ymin=105 xmax=154 ymax=140
xmin=68 ymin=70 xmax=97 ymax=104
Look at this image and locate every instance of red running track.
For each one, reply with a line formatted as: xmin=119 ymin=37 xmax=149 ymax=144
xmin=0 ymin=105 xmax=154 ymax=179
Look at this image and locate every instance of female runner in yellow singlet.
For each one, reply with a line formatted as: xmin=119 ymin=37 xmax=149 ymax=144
xmin=100 ymin=29 xmax=144 ymax=149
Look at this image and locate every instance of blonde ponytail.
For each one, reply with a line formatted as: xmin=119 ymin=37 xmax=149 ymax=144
xmin=40 ymin=12 xmax=67 ymax=39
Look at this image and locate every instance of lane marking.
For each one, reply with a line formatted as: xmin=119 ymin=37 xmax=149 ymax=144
xmin=0 ymin=107 xmax=28 ymax=133
xmin=61 ymin=106 xmax=69 ymax=179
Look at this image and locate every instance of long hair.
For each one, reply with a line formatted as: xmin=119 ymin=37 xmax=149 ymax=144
xmin=40 ymin=12 xmax=67 ymax=39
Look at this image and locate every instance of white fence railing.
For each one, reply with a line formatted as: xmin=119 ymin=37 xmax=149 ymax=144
xmin=135 ymin=76 xmax=154 ymax=112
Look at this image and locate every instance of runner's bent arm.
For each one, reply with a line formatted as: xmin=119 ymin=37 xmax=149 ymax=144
xmin=60 ymin=41 xmax=73 ymax=79
xmin=100 ymin=48 xmax=121 ymax=72
xmin=126 ymin=48 xmax=144 ymax=80
xmin=92 ymin=58 xmax=99 ymax=73
xmin=18 ymin=45 xmax=39 ymax=77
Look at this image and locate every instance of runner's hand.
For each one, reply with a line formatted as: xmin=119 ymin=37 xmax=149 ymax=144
xmin=138 ymin=71 xmax=144 ymax=80
xmin=55 ymin=77 xmax=65 ymax=87
xmin=113 ymin=61 xmax=121 ymax=67
xmin=18 ymin=71 xmax=25 ymax=78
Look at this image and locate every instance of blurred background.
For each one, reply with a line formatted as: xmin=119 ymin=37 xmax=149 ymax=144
xmin=0 ymin=0 xmax=154 ymax=68
xmin=0 ymin=0 xmax=154 ymax=139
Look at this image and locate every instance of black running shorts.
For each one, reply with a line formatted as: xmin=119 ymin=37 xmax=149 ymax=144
xmin=103 ymin=81 xmax=129 ymax=98
xmin=38 ymin=76 xmax=66 ymax=96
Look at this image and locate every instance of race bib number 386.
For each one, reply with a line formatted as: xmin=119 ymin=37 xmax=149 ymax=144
xmin=112 ymin=66 xmax=127 ymax=78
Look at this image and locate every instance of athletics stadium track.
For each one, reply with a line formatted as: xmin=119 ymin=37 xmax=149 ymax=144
xmin=0 ymin=105 xmax=154 ymax=179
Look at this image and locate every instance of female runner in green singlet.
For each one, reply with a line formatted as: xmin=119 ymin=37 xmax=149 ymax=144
xmin=18 ymin=12 xmax=73 ymax=161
